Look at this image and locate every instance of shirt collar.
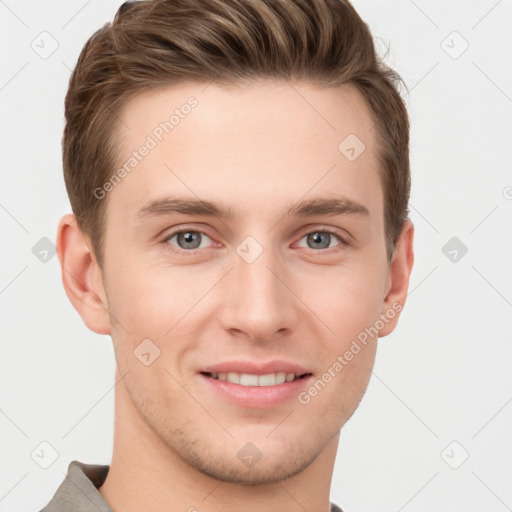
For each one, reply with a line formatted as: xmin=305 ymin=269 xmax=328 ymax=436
xmin=41 ymin=460 xmax=113 ymax=512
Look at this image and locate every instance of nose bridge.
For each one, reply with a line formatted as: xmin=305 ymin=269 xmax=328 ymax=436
xmin=220 ymin=235 xmax=297 ymax=341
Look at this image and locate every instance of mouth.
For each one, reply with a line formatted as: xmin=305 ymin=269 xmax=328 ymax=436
xmin=198 ymin=360 xmax=314 ymax=407
xmin=200 ymin=371 xmax=312 ymax=387
xmin=198 ymin=366 xmax=314 ymax=408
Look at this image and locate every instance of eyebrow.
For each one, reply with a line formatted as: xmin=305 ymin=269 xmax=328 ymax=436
xmin=134 ymin=195 xmax=370 ymax=221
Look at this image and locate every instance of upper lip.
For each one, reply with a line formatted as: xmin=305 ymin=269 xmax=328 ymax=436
xmin=200 ymin=360 xmax=312 ymax=376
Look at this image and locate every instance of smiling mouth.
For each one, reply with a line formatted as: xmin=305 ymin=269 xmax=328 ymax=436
xmin=201 ymin=371 xmax=311 ymax=387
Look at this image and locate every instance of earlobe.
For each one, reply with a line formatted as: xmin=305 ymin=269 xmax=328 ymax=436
xmin=56 ymin=213 xmax=111 ymax=335
xmin=378 ymin=220 xmax=415 ymax=338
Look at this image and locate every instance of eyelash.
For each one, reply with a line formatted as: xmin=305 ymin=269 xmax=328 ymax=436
xmin=159 ymin=226 xmax=350 ymax=255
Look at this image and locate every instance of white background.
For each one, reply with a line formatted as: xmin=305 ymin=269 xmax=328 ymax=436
xmin=0 ymin=1 xmax=511 ymax=510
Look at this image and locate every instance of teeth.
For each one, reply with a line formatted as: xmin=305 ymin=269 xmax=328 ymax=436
xmin=240 ymin=373 xmax=259 ymax=386
xmin=227 ymin=372 xmax=239 ymax=384
xmin=210 ymin=372 xmax=299 ymax=386
xmin=276 ymin=372 xmax=286 ymax=384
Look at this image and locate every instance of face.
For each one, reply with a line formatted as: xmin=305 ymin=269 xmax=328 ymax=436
xmin=89 ymin=80 xmax=403 ymax=483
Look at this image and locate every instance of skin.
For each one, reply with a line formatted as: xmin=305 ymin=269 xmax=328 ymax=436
xmin=57 ymin=79 xmax=414 ymax=512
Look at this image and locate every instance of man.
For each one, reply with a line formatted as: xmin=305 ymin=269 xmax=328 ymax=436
xmin=44 ymin=0 xmax=414 ymax=510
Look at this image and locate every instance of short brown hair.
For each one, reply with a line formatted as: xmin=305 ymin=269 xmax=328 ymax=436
xmin=63 ymin=0 xmax=410 ymax=268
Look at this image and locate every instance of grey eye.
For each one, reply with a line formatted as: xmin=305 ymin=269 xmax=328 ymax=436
xmin=298 ymin=231 xmax=342 ymax=250
xmin=167 ymin=231 xmax=212 ymax=250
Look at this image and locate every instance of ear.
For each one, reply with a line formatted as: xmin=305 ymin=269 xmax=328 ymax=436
xmin=378 ymin=219 xmax=414 ymax=337
xmin=56 ymin=214 xmax=111 ymax=335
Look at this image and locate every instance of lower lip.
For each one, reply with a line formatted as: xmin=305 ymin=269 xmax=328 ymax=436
xmin=199 ymin=373 xmax=313 ymax=408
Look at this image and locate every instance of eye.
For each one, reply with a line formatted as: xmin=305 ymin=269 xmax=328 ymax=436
xmin=160 ymin=227 xmax=348 ymax=255
xmin=296 ymin=230 xmax=345 ymax=250
xmin=164 ymin=230 xmax=214 ymax=251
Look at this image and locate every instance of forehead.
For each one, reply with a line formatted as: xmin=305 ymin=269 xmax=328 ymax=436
xmin=117 ymin=79 xmax=376 ymax=148
xmin=107 ymin=79 xmax=381 ymax=222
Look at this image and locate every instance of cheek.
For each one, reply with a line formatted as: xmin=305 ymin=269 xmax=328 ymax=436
xmin=299 ymin=260 xmax=386 ymax=342
xmin=297 ymin=338 xmax=377 ymax=435
xmin=104 ymin=259 xmax=218 ymax=377
xmin=104 ymin=256 xmax=198 ymax=330
xmin=104 ymin=241 xmax=387 ymax=347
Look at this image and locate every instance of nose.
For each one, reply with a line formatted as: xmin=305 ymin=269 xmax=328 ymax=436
xmin=218 ymin=241 xmax=299 ymax=343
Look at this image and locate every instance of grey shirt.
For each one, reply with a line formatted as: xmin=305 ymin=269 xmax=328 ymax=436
xmin=40 ymin=460 xmax=343 ymax=512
